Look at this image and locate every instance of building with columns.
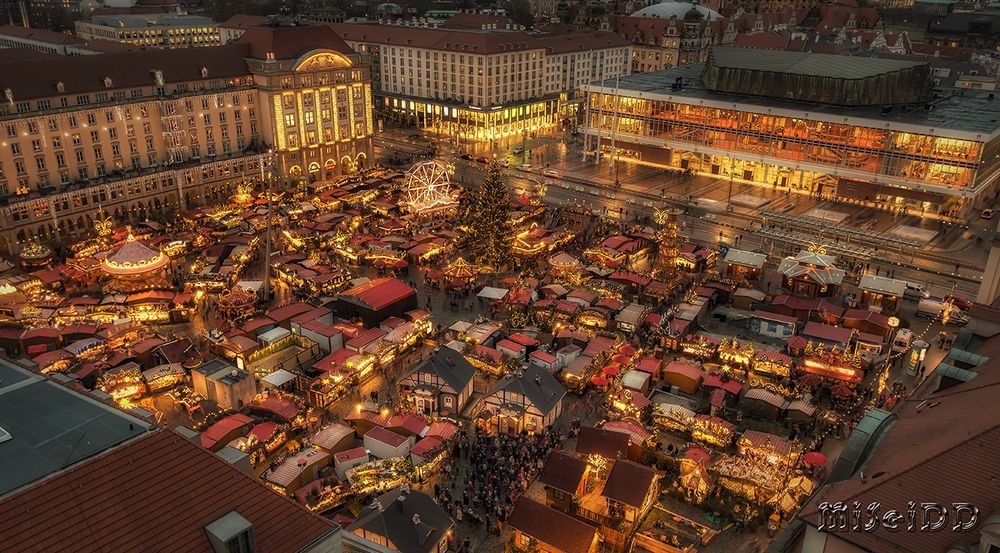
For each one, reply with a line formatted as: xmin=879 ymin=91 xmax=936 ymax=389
xmin=0 ymin=21 xmax=373 ymax=253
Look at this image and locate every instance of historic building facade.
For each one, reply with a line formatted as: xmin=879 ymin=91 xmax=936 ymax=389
xmin=0 ymin=22 xmax=372 ymax=253
xmin=330 ymin=23 xmax=630 ymax=142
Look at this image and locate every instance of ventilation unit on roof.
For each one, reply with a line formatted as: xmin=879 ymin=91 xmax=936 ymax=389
xmin=0 ymin=426 xmax=11 ymax=444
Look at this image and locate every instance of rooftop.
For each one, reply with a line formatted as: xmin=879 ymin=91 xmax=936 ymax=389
xmin=0 ymin=360 xmax=149 ymax=496
xmin=601 ymin=459 xmax=658 ymax=508
xmin=508 ymin=497 xmax=598 ymax=552
xmin=339 ymin=277 xmax=416 ymax=312
xmin=0 ymin=429 xmax=337 ymax=552
xmin=539 ymin=450 xmax=588 ymax=493
xmin=348 ymin=488 xmax=453 ymax=553
xmin=708 ymin=45 xmax=924 ymax=81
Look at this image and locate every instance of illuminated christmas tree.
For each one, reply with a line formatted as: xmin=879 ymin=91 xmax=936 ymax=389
xmin=466 ymin=157 xmax=513 ymax=268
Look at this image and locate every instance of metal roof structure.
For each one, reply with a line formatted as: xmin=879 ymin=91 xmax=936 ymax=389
xmin=707 ymin=46 xmax=925 ymax=80
xmin=948 ymin=348 xmax=991 ymax=368
xmin=0 ymin=360 xmax=149 ymax=496
xmin=830 ymin=408 xmax=896 ymax=482
xmin=934 ymin=363 xmax=978 ymax=383
xmin=704 ymin=46 xmax=930 ymax=106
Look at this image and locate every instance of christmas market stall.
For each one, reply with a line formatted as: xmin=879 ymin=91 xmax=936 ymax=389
xmin=681 ymin=334 xmax=717 ymax=361
xmin=717 ymin=337 xmax=755 ymax=377
xmin=690 ymin=414 xmax=735 ymax=447
xmin=347 ymin=456 xmax=415 ymax=495
xmin=653 ymin=402 xmax=696 ymax=433
xmin=442 ymin=257 xmax=480 ymax=290
xmin=798 ymin=344 xmax=864 ymax=386
xmin=738 ymin=430 xmax=800 ymax=467
xmin=751 ymin=350 xmax=793 ymax=381
xmin=741 ymin=388 xmax=789 ymax=420
xmin=662 ymin=361 xmax=704 ymax=395
xmin=777 ymin=246 xmax=845 ymax=299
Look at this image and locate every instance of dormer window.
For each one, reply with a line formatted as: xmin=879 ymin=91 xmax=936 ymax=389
xmin=55 ymin=81 xmax=65 ymax=93
xmin=151 ymin=70 xmax=164 ymax=86
xmin=103 ymin=77 xmax=113 ymax=88
xmin=201 ymin=67 xmax=209 ymax=78
xmin=205 ymin=511 xmax=255 ymax=553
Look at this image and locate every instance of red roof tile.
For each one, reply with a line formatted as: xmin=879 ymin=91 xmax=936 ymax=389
xmin=802 ymin=322 xmax=853 ymax=345
xmin=335 ymin=446 xmax=368 ymax=463
xmin=364 ymin=426 xmax=408 ymax=448
xmin=252 ymin=396 xmax=300 ymax=422
xmin=340 ymin=278 xmax=416 ymax=311
xmin=0 ymin=430 xmax=334 ymax=553
xmin=201 ymin=414 xmax=254 ymax=449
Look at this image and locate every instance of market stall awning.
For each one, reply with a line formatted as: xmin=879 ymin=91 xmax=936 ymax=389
xmin=477 ymin=287 xmax=509 ymax=300
xmin=262 ymin=369 xmax=297 ymax=387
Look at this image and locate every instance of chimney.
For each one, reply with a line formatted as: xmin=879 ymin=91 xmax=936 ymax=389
xmin=535 ymin=375 xmax=542 ymax=385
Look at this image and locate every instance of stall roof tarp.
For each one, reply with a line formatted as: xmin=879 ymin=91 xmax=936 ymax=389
xmin=858 ymin=275 xmax=907 ymax=298
xmin=477 ymin=287 xmax=509 ymax=300
xmin=259 ymin=327 xmax=291 ymax=345
xmin=724 ymin=249 xmax=767 ymax=269
xmin=262 ymin=369 xmax=297 ymax=387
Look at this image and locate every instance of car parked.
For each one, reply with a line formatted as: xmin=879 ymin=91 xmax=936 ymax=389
xmin=944 ymin=293 xmax=973 ymax=310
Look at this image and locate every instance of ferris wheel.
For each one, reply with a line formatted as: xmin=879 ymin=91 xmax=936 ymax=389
xmin=405 ymin=160 xmax=456 ymax=213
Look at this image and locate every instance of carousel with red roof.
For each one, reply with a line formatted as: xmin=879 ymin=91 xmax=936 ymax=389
xmin=218 ymin=286 xmax=258 ymax=323
xmin=100 ymin=233 xmax=170 ymax=292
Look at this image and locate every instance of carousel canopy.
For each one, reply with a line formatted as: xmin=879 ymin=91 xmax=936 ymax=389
xmin=100 ymin=235 xmax=168 ymax=276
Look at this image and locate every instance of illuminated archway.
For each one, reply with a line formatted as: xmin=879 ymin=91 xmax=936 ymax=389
xmin=293 ymin=50 xmax=353 ymax=72
xmin=355 ymin=152 xmax=367 ymax=169
xmin=289 ymin=165 xmax=302 ymax=179
xmin=308 ymin=162 xmax=321 ymax=174
xmin=325 ymin=159 xmax=336 ymax=179
xmin=341 ymin=156 xmax=355 ymax=174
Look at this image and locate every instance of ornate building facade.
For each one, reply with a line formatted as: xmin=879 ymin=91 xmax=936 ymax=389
xmin=0 ymin=22 xmax=372 ymax=253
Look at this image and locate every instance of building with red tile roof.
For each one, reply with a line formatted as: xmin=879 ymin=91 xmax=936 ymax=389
xmin=0 ymin=429 xmax=340 ymax=553
xmin=335 ymin=278 xmax=417 ymax=327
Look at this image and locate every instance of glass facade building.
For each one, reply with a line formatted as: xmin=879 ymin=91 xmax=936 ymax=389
xmin=583 ymin=61 xmax=1000 ymax=216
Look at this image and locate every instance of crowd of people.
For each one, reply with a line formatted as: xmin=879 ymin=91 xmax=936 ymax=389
xmin=433 ymin=427 xmax=564 ymax=538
